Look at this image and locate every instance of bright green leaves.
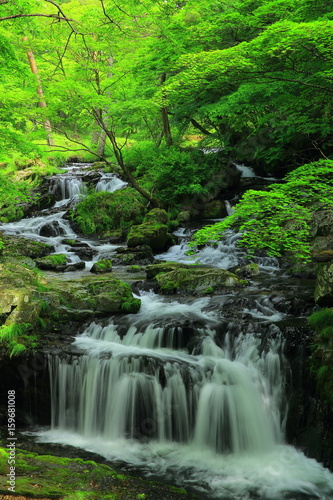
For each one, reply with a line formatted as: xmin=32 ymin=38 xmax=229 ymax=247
xmin=190 ymin=160 xmax=333 ymax=262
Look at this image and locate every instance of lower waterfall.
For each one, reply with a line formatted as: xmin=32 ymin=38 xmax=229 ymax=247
xmin=38 ymin=292 xmax=333 ymax=499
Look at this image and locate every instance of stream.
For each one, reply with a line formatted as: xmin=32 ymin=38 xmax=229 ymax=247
xmin=1 ymin=163 xmax=333 ymax=499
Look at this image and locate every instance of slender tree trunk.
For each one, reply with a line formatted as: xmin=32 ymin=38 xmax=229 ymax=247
xmin=160 ymin=73 xmax=173 ymax=147
xmin=93 ymin=109 xmax=160 ymax=207
xmin=25 ymin=44 xmax=54 ymax=146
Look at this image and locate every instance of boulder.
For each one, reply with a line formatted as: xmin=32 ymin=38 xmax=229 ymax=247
xmin=202 ymin=200 xmax=228 ymax=219
xmin=146 ymin=262 xmax=192 ymax=280
xmin=90 ymin=259 xmax=113 ymax=273
xmin=314 ymin=263 xmax=333 ymax=306
xmin=0 ymin=262 xmax=46 ymax=326
xmin=112 ymin=245 xmax=154 ymax=266
xmin=46 ymin=276 xmax=141 ymax=319
xmin=127 ymin=222 xmax=171 ymax=251
xmin=1 ymin=233 xmax=53 ymax=259
xmin=35 ymin=254 xmax=85 ymax=272
xmin=235 ymin=263 xmax=260 ymax=278
xmin=310 ymin=209 xmax=333 ymax=237
xmin=144 ymin=208 xmax=169 ymax=225
xmin=155 ymin=267 xmax=247 ymax=295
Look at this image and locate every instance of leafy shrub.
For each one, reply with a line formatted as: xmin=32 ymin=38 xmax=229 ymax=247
xmin=71 ymin=188 xmax=146 ymax=234
xmin=124 ymin=142 xmax=219 ymax=208
xmin=190 ymin=160 xmax=333 ymax=262
xmin=0 ymin=323 xmax=35 ymax=357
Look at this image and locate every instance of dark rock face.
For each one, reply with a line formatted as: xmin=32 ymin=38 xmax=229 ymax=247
xmin=314 ymin=262 xmax=333 ymax=306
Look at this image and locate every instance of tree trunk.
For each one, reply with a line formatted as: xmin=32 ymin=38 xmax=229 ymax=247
xmin=93 ymin=109 xmax=160 ymax=207
xmin=25 ymin=44 xmax=54 ymax=146
xmin=160 ymin=73 xmax=173 ymax=147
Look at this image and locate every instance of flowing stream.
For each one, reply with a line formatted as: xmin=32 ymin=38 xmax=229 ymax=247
xmin=2 ymin=163 xmax=333 ymax=499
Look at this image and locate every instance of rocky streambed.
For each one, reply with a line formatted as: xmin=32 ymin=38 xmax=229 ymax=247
xmin=1 ymin=163 xmax=333 ymax=500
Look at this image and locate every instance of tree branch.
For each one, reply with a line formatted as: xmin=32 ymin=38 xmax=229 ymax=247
xmin=0 ymin=13 xmax=73 ymax=22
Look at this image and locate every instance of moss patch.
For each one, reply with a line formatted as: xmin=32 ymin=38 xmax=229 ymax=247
xmin=155 ymin=267 xmax=247 ymax=295
xmin=0 ymin=448 xmax=196 ymax=500
xmin=90 ymin=259 xmax=113 ymax=274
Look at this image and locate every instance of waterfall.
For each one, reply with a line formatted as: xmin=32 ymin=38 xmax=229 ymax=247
xmin=36 ymin=291 xmax=333 ymax=499
xmin=2 ymin=162 xmax=332 ymax=499
xmin=95 ymin=173 xmax=127 ymax=192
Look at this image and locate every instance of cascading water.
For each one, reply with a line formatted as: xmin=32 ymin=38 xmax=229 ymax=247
xmin=95 ymin=172 xmax=127 ymax=192
xmin=39 ymin=291 xmax=333 ymax=499
xmin=0 ymin=163 xmax=125 ymax=266
xmin=2 ymin=163 xmax=333 ymax=498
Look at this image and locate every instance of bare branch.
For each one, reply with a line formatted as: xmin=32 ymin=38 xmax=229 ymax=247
xmin=44 ymin=0 xmax=78 ymax=33
xmin=0 ymin=13 xmax=73 ymax=22
xmin=99 ymin=0 xmax=127 ymax=35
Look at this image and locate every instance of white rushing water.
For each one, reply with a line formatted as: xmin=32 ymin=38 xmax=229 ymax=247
xmin=95 ymin=172 xmax=127 ymax=192
xmin=36 ymin=291 xmax=333 ymax=499
xmin=0 ymin=163 xmax=126 ymax=265
xmin=2 ymin=162 xmax=332 ymax=498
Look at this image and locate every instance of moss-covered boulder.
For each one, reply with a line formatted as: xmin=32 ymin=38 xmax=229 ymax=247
xmin=71 ymin=188 xmax=146 ymax=235
xmin=146 ymin=261 xmax=192 ymax=280
xmin=235 ymin=263 xmax=260 ymax=278
xmin=127 ymin=222 xmax=171 ymax=251
xmin=43 ymin=275 xmax=141 ymax=320
xmin=112 ymin=245 xmax=154 ymax=265
xmin=35 ymin=253 xmax=85 ymax=272
xmin=310 ymin=209 xmax=333 ymax=237
xmin=1 ymin=233 xmax=53 ymax=259
xmin=144 ymin=208 xmax=169 ymax=224
xmin=155 ymin=267 xmax=247 ymax=295
xmin=314 ymin=263 xmax=333 ymax=306
xmin=90 ymin=259 xmax=113 ymax=273
xmin=202 ymin=200 xmax=228 ymax=219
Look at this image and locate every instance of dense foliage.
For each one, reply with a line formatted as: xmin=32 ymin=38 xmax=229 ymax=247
xmin=190 ymin=160 xmax=333 ymax=262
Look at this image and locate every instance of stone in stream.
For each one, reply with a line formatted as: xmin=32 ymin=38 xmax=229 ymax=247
xmin=90 ymin=259 xmax=113 ymax=273
xmin=112 ymin=244 xmax=154 ymax=265
xmin=1 ymin=232 xmax=53 ymax=258
xmin=153 ymin=265 xmax=248 ymax=295
xmin=127 ymin=208 xmax=174 ymax=252
xmin=35 ymin=254 xmax=85 ymax=272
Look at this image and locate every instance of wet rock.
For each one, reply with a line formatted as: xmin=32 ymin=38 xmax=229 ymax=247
xmin=235 ymin=263 xmax=260 ymax=278
xmin=90 ymin=259 xmax=113 ymax=273
xmin=39 ymin=221 xmax=66 ymax=237
xmin=1 ymin=233 xmax=53 ymax=259
xmin=112 ymin=245 xmax=154 ymax=265
xmin=146 ymin=262 xmax=192 ymax=280
xmin=127 ymin=222 xmax=171 ymax=251
xmin=310 ymin=209 xmax=333 ymax=237
xmin=311 ymin=250 xmax=333 ymax=262
xmin=314 ymin=262 xmax=333 ymax=306
xmin=155 ymin=267 xmax=247 ymax=295
xmin=35 ymin=254 xmax=85 ymax=272
xmin=202 ymin=200 xmax=228 ymax=219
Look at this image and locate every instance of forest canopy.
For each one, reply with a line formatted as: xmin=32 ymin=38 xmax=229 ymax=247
xmin=0 ymin=0 xmax=333 ymax=260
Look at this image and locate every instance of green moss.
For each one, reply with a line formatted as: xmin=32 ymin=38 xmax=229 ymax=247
xmin=49 ymin=254 xmax=67 ymax=265
xmin=0 ymin=448 xmax=193 ymax=499
xmin=71 ymin=188 xmax=146 ymax=235
xmin=90 ymin=259 xmax=113 ymax=274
